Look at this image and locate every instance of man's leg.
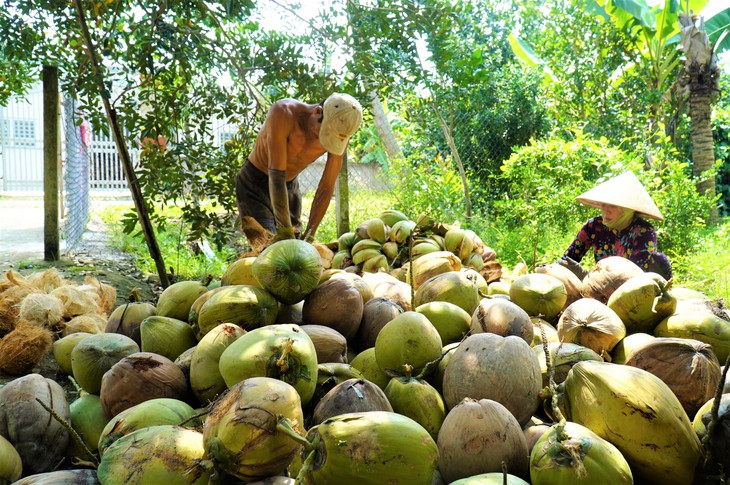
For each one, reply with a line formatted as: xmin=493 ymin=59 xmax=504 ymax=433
xmin=235 ymin=162 xmax=275 ymax=254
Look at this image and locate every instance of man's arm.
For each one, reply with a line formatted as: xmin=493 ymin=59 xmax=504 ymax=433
xmin=265 ymin=105 xmax=295 ymax=238
xmin=302 ymin=152 xmax=343 ymax=241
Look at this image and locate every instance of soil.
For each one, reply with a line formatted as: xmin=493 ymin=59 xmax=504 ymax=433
xmin=2 ymin=200 xmax=163 ymax=306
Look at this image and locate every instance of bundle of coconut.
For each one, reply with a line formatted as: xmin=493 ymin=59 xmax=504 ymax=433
xmin=0 ymin=269 xmax=116 ymax=376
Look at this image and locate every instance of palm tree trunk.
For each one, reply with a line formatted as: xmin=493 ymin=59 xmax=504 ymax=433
xmin=679 ymin=12 xmax=721 ymax=223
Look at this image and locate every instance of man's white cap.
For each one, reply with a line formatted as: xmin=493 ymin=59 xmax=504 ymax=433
xmin=319 ymin=93 xmax=363 ymax=156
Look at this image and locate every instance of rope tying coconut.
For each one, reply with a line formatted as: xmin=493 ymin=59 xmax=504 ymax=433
xmin=539 ymin=322 xmax=588 ymax=479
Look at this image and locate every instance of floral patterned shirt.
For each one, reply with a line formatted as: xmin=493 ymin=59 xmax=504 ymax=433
xmin=563 ymin=216 xmax=657 ymax=271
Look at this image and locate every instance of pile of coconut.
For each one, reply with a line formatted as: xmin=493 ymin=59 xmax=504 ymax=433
xmin=0 ymin=269 xmax=116 ymax=376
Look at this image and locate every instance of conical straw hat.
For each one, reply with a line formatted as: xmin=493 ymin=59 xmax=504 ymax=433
xmin=576 ymin=171 xmax=664 ymax=221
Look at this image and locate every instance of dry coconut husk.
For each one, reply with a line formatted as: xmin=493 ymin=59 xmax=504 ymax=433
xmin=81 ymin=276 xmax=117 ymax=315
xmin=25 ymin=268 xmax=65 ymax=293
xmin=4 ymin=269 xmax=31 ymax=288
xmin=0 ymin=319 xmax=54 ymax=375
xmin=51 ymin=285 xmax=101 ymax=319
xmin=18 ymin=292 xmax=65 ymax=329
xmin=61 ymin=313 xmax=106 ymax=336
xmin=0 ymin=286 xmax=39 ymax=337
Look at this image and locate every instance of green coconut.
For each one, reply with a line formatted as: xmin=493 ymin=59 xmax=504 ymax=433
xmin=252 ymin=239 xmax=323 ymax=305
xmin=349 ymin=347 xmax=392 ymax=390
xmin=140 ymin=315 xmax=198 ymax=361
xmin=561 ymin=360 xmax=701 ymax=485
xmin=98 ymin=398 xmax=198 ymax=457
xmin=509 ymin=273 xmax=567 ymax=323
xmin=155 ymin=280 xmax=209 ymax=322
xmin=530 ymin=421 xmax=633 ymax=484
xmin=414 ymin=270 xmax=481 ymax=316
xmin=195 ymin=284 xmax=279 ymax=338
xmin=415 ymin=300 xmax=471 ymax=345
xmin=449 ymin=473 xmax=529 ymax=485
xmin=487 ymin=281 xmax=511 ymax=296
xmin=70 ymin=332 xmax=140 ymax=394
xmin=533 ymin=342 xmax=603 ymax=388
xmin=296 ymin=411 xmax=439 ymax=484
xmin=203 ymin=377 xmax=304 ymax=481
xmin=654 ymin=311 xmax=730 ymax=362
xmin=0 ymin=433 xmax=22 ymax=484
xmin=97 ymin=425 xmax=212 ymax=484
xmin=190 ymin=323 xmax=247 ymax=404
xmin=374 ymin=311 xmax=443 ymax=377
xmin=531 ymin=318 xmax=559 ymax=347
xmin=221 ymin=257 xmax=261 ymax=287
xmin=52 ymin=332 xmax=92 ymax=375
xmin=68 ymin=393 xmax=109 ymax=458
xmin=607 ymin=272 xmax=676 ymax=334
xmin=610 ymin=332 xmax=656 ymax=364
xmin=384 ymin=376 xmax=445 ymax=440
xmin=693 ymin=394 xmax=730 ymax=438
xmin=218 ymin=324 xmax=318 ymax=405
xmin=188 ymin=286 xmax=228 ymax=327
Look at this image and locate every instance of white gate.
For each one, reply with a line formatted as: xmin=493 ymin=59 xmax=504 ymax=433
xmin=0 ymin=86 xmax=46 ymax=192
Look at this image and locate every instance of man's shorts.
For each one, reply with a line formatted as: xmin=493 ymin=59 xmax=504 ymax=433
xmin=235 ymin=159 xmax=302 ymax=233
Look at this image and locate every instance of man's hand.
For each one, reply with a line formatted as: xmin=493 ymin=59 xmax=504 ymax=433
xmin=557 ymin=256 xmax=588 ymax=280
xmin=273 ymin=226 xmax=296 ymax=242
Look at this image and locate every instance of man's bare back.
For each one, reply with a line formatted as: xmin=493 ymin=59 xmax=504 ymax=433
xmin=248 ymin=99 xmax=326 ymax=180
xmin=236 ymin=93 xmax=362 ymax=248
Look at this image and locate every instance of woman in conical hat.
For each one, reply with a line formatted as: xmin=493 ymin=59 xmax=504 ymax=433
xmin=558 ymin=171 xmax=673 ymax=280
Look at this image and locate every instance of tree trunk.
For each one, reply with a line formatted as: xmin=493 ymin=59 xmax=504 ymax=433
xmin=679 ymin=12 xmax=721 ymax=223
xmin=368 ymin=90 xmax=401 ymax=160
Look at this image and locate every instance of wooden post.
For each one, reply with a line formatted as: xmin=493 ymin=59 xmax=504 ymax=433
xmin=43 ymin=65 xmax=60 ymax=261
xmin=335 ymin=150 xmax=350 ymax=237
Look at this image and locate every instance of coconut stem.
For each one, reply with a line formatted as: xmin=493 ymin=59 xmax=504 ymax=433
xmin=276 ymin=416 xmax=312 ymax=451
xmin=34 ymin=397 xmax=99 ymax=467
xmin=701 ymin=352 xmax=730 ymax=468
xmin=275 ymin=339 xmax=295 ymax=373
xmin=294 ymin=433 xmax=321 ymax=485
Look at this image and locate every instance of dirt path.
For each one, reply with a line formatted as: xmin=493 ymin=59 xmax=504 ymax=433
xmin=1 ymin=197 xmax=161 ymax=305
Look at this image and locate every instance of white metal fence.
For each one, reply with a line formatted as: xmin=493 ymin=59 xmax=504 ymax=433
xmin=0 ymin=86 xmax=46 ymax=192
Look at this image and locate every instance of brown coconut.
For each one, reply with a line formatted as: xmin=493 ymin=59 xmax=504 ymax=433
xmin=355 ymin=297 xmax=404 ymax=351
xmin=624 ymin=337 xmax=721 ymax=418
xmin=0 ymin=320 xmax=54 ymax=375
xmin=99 ymin=351 xmax=189 ymax=419
xmin=557 ymin=298 xmax=627 ymax=357
xmin=329 ymin=272 xmax=374 ymax=303
xmin=470 ymin=297 xmax=533 ymax=345
xmin=300 ymin=324 xmax=348 ymax=364
xmin=18 ymin=292 xmax=65 ymax=329
xmin=437 ymin=398 xmax=529 ymax=483
xmin=1 ymin=285 xmax=40 ymax=337
xmin=311 ymin=377 xmax=393 ymax=425
xmin=371 ymin=280 xmax=413 ymax=311
xmin=581 ymin=256 xmax=644 ymax=303
xmin=0 ymin=373 xmax=70 ymax=475
xmin=442 ymin=333 xmax=542 ymax=426
xmin=535 ymin=262 xmax=584 ymax=310
xmin=302 ymin=277 xmax=364 ymax=341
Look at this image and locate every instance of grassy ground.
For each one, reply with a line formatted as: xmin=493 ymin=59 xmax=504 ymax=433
xmin=101 ymin=194 xmax=730 ymax=302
